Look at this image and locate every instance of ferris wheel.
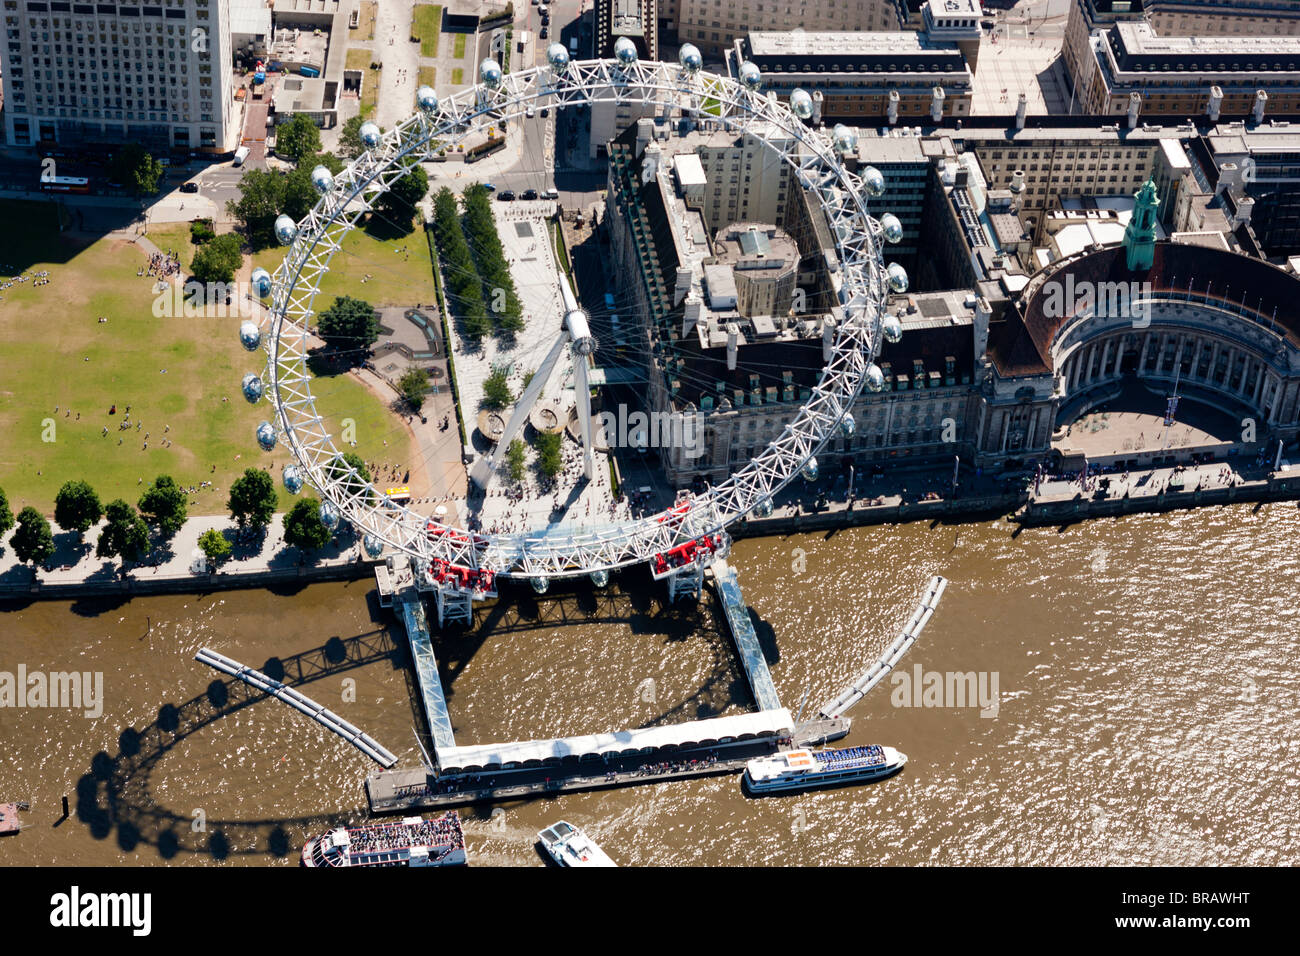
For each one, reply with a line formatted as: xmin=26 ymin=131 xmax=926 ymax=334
xmin=238 ymin=40 xmax=906 ymax=600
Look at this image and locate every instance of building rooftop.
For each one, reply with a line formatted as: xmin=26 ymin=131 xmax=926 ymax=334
xmin=744 ymin=31 xmax=951 ymax=57
xmin=1109 ymin=21 xmax=1300 ymax=73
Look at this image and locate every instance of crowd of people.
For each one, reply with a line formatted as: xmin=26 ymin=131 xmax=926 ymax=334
xmin=141 ymin=249 xmax=181 ymax=280
xmin=635 ymin=752 xmax=721 ymax=777
xmin=0 ymin=269 xmax=52 ymax=303
xmin=818 ymin=745 xmax=886 ymax=771
xmin=348 ymin=815 xmax=464 ymax=856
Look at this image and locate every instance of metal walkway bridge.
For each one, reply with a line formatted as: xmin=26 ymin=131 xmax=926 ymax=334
xmin=396 ymin=594 xmax=457 ymax=751
xmin=711 ymin=559 xmax=782 ymax=712
xmin=195 ymin=647 xmax=399 ymax=767
xmin=817 ymin=575 xmax=947 ymax=720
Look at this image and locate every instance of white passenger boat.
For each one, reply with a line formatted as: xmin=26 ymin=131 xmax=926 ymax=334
xmin=301 ymin=812 xmax=467 ymax=867
xmin=742 ymin=745 xmax=907 ymax=795
xmin=537 ymin=821 xmax=617 ymax=867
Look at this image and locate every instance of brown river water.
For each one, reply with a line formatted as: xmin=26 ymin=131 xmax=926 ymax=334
xmin=2 ymin=504 xmax=1298 ymax=867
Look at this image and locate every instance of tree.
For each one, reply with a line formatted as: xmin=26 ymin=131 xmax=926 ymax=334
xmin=189 ymin=233 xmax=244 ymax=285
xmin=227 ymin=168 xmax=287 ymax=249
xmin=110 ymin=143 xmax=163 ymax=197
xmin=96 ymin=499 xmax=150 ymax=563
xmin=138 ymin=474 xmax=188 ymax=539
xmin=283 ymin=497 xmax=332 ymax=551
xmin=276 ymin=113 xmax=323 ymax=163
xmin=461 ymin=183 xmax=525 ymax=338
xmin=431 ymin=187 xmax=491 ymax=343
xmin=190 ymin=219 xmax=216 ymax=244
xmin=376 ymin=164 xmax=429 ymax=228
xmin=53 ymin=480 xmax=103 ymax=539
xmin=0 ymin=486 xmax=13 ymax=540
xmin=197 ymin=528 xmax=232 ymax=567
xmin=227 ymin=468 xmax=278 ymax=531
xmin=11 ymin=507 xmax=55 ymax=569
xmin=399 ymin=367 xmax=430 ymax=411
xmin=281 ymin=164 xmax=322 ymax=221
xmin=317 ymin=295 xmax=379 ymax=359
xmin=481 ymin=367 xmax=513 ymax=410
xmin=534 ymin=431 xmax=563 ymax=479
xmin=337 ymin=452 xmax=374 ymax=505
xmin=337 ymin=115 xmax=374 ymax=160
xmin=505 ymin=439 xmax=527 ymax=484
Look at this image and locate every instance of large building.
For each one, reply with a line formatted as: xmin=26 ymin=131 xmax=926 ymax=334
xmin=1076 ymin=20 xmax=1300 ymax=117
xmin=1 ymin=0 xmax=237 ymax=152
xmin=671 ymin=0 xmax=905 ymax=60
xmin=1147 ymin=0 xmax=1300 ymax=37
xmin=727 ymin=29 xmax=974 ymax=123
xmin=595 ymin=0 xmax=658 ymax=61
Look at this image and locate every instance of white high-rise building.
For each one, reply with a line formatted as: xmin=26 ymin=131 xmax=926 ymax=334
xmin=1 ymin=0 xmax=236 ymax=153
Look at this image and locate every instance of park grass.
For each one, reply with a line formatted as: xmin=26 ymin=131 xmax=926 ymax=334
xmin=360 ymin=66 xmax=382 ymax=118
xmin=0 ymin=200 xmax=411 ymax=514
xmin=419 ymin=66 xmax=437 ymax=89
xmin=412 ymin=4 xmax=443 ymax=58
xmin=451 ymin=67 xmax=464 ymax=86
xmin=355 ymin=0 xmax=376 ymax=41
xmin=345 ymin=47 xmax=373 ymax=72
xmin=253 ymin=221 xmax=436 ymax=310
xmin=453 ymin=33 xmax=467 ymax=59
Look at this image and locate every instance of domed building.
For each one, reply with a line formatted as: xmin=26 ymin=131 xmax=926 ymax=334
xmin=987 ymin=180 xmax=1300 ymax=466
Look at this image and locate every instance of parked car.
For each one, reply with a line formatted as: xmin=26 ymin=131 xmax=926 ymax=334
xmin=540 ymin=107 xmax=549 ymax=117
xmin=522 ymin=188 xmax=539 ymax=200
xmin=498 ymin=190 xmax=516 ymax=201
xmin=180 ymin=181 xmax=199 ymax=193
xmin=542 ymin=188 xmax=559 ymax=200
xmin=540 ymin=26 xmax=548 ymax=39
xmin=482 ymin=182 xmax=496 ymax=191
xmin=526 ymin=106 xmax=536 ymax=118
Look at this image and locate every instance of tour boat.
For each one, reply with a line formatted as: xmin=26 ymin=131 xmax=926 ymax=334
xmin=742 ymin=745 xmax=907 ymax=795
xmin=537 ymin=821 xmax=617 ymax=867
xmin=301 ymin=812 xmax=467 ymax=867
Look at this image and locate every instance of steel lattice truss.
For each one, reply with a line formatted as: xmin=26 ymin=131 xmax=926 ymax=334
xmin=257 ymin=58 xmax=891 ymax=578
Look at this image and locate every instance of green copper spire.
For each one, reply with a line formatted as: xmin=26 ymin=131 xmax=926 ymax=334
xmin=1124 ymin=179 xmax=1160 ymax=271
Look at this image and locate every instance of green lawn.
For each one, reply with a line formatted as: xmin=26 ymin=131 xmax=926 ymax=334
xmin=451 ymin=67 xmax=464 ymax=86
xmin=419 ymin=66 xmax=437 ymax=89
xmin=412 ymin=4 xmax=443 ymax=58
xmin=0 ymin=200 xmax=411 ymax=514
xmin=253 ymin=222 xmax=436 ymax=310
xmin=345 ymin=47 xmax=373 ymax=71
xmin=360 ymin=66 xmax=382 ymax=118
xmin=354 ymin=1 xmax=376 ymax=40
xmin=453 ymin=33 xmax=467 ymax=59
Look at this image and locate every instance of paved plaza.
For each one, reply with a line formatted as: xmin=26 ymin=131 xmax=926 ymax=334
xmin=446 ymin=200 xmax=626 ymax=537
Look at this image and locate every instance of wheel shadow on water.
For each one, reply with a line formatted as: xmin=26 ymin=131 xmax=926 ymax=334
xmin=76 ymin=619 xmax=411 ymax=863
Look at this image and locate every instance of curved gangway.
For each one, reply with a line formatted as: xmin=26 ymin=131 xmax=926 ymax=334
xmin=818 ymin=575 xmax=948 ymax=720
xmin=195 ymin=647 xmax=398 ymax=767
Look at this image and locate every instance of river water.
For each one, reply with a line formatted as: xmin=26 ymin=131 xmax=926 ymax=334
xmin=2 ymin=504 xmax=1297 ymax=866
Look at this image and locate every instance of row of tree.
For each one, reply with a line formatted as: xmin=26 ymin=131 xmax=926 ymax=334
xmin=0 ymin=458 xmax=372 ymax=573
xmin=461 ymin=184 xmax=525 ymax=340
xmin=0 ymin=476 xmax=187 ymax=570
xmin=432 ymin=186 xmax=495 ymax=342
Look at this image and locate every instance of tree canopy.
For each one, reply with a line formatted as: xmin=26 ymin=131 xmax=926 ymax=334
xmin=54 ymin=480 xmax=103 ymax=536
xmin=399 ymin=367 xmax=430 ymax=411
xmin=534 ymin=431 xmax=563 ymax=479
xmin=189 ymin=233 xmax=244 ymax=285
xmin=197 ymin=528 xmax=232 ymax=566
xmin=0 ymin=486 xmax=13 ymax=539
xmin=11 ymin=507 xmax=55 ymax=568
xmin=481 ymin=367 xmax=513 ymax=410
xmin=138 ymin=474 xmax=188 ymax=539
xmin=110 ymin=143 xmax=163 ymax=197
xmin=96 ymin=499 xmax=150 ymax=563
xmin=276 ymin=113 xmax=323 ymax=163
xmin=431 ymin=187 xmax=492 ymax=343
xmin=283 ymin=497 xmax=332 ymax=551
xmin=317 ymin=295 xmax=380 ymax=360
xmin=227 ymin=468 xmax=278 ymax=530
